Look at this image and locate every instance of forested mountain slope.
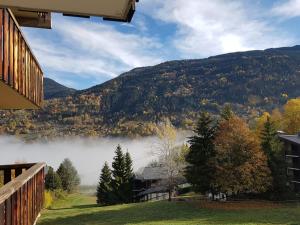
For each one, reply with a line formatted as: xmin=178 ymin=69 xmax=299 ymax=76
xmin=1 ymin=46 xmax=300 ymax=139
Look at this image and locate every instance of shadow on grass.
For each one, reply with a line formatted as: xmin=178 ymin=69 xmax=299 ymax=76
xmin=50 ymin=204 xmax=99 ymax=211
xmin=38 ymin=201 xmax=300 ymax=225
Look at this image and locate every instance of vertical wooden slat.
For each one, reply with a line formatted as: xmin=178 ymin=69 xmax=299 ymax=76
xmin=4 ymin=169 xmax=11 ymax=184
xmin=0 ymin=9 xmax=3 ymax=80
xmin=29 ymin=55 xmax=31 ymax=101
xmin=0 ymin=203 xmax=5 ymax=225
xmin=18 ymin=188 xmax=23 ymax=225
xmin=3 ymin=9 xmax=9 ymax=83
xmin=9 ymin=17 xmax=13 ymax=87
xmin=28 ymin=180 xmax=31 ymax=225
xmin=25 ymin=47 xmax=28 ymax=99
xmin=5 ymin=198 xmax=12 ymax=225
xmin=15 ymin=168 xmax=22 ymax=177
xmin=21 ymin=39 xmax=26 ymax=96
xmin=23 ymin=183 xmax=28 ymax=225
xmin=18 ymin=31 xmax=22 ymax=95
xmin=12 ymin=192 xmax=17 ymax=225
xmin=13 ymin=24 xmax=18 ymax=90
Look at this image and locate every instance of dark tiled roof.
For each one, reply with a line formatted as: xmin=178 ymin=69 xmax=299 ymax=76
xmin=279 ymin=134 xmax=300 ymax=145
xmin=135 ymin=166 xmax=168 ymax=181
xmin=137 ymin=186 xmax=168 ymax=196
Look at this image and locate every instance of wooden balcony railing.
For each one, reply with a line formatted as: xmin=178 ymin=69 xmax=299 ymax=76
xmin=0 ymin=163 xmax=46 ymax=225
xmin=0 ymin=8 xmax=43 ymax=109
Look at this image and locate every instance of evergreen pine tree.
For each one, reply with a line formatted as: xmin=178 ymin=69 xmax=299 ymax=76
xmin=57 ymin=158 xmax=80 ymax=193
xmin=45 ymin=166 xmax=62 ymax=191
xmin=124 ymin=152 xmax=134 ymax=203
xmin=111 ymin=145 xmax=126 ymax=203
xmin=125 ymin=152 xmax=134 ymax=179
xmin=97 ymin=162 xmax=114 ymax=205
xmin=260 ymin=117 xmax=289 ymax=199
xmin=185 ymin=112 xmax=217 ymax=194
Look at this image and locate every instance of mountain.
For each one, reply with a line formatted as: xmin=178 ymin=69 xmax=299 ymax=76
xmin=78 ymin=45 xmax=300 ymax=120
xmin=44 ymin=78 xmax=76 ymax=99
xmin=2 ymin=45 xmax=300 ymax=139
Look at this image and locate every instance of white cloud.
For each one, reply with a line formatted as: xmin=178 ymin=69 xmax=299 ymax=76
xmin=272 ymin=0 xmax=300 ymax=18
xmin=21 ymin=1 xmax=297 ymax=89
xmin=23 ymin=14 xmax=164 ymax=85
xmin=141 ymin=0 xmax=294 ymax=57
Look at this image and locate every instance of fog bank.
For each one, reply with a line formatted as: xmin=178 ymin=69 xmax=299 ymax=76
xmin=0 ymin=133 xmax=189 ymax=185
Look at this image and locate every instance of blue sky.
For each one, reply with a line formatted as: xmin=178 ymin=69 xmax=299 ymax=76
xmin=21 ymin=0 xmax=300 ymax=90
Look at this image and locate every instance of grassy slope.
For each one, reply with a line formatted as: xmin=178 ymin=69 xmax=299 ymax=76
xmin=38 ymin=193 xmax=300 ymax=225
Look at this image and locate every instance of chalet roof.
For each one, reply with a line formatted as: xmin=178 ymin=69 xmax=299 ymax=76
xmin=135 ymin=166 xmax=168 ymax=181
xmin=279 ymin=134 xmax=300 ymax=145
xmin=137 ymin=186 xmax=168 ymax=196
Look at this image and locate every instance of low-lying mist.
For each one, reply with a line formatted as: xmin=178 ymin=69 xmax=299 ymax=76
xmin=0 ymin=132 xmax=189 ymax=185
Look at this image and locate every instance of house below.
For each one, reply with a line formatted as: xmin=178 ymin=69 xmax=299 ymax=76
xmin=279 ymin=133 xmax=300 ymax=193
xmin=134 ymin=165 xmax=170 ymax=202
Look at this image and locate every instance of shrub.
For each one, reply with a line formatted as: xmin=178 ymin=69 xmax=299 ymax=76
xmin=53 ymin=189 xmax=67 ymax=200
xmin=44 ymin=191 xmax=53 ymax=209
xmin=45 ymin=166 xmax=62 ymax=191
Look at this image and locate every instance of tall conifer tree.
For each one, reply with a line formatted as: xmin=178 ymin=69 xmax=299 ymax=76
xmin=97 ymin=162 xmax=114 ymax=205
xmin=124 ymin=152 xmax=134 ymax=203
xmin=185 ymin=112 xmax=217 ymax=194
xmin=261 ymin=117 xmax=289 ymax=199
xmin=111 ymin=145 xmax=126 ymax=203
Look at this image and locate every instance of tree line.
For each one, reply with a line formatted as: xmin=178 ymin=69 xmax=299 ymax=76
xmin=45 ymin=158 xmax=81 ymax=193
xmin=185 ymin=105 xmax=291 ymax=200
xmin=97 ymin=145 xmax=134 ymax=205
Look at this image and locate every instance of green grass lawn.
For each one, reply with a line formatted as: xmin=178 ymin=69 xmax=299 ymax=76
xmin=38 ymin=193 xmax=300 ymax=225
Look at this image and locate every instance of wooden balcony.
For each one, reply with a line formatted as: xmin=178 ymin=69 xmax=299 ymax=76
xmin=0 ymin=163 xmax=46 ymax=225
xmin=0 ymin=8 xmax=43 ymax=109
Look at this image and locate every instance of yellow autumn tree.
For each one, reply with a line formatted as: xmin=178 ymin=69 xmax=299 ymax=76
xmin=154 ymin=119 xmax=185 ymax=201
xmin=283 ymin=98 xmax=300 ymax=134
xmin=255 ymin=112 xmax=270 ymax=136
xmin=214 ymin=116 xmax=272 ymax=194
xmin=255 ymin=109 xmax=283 ymax=136
xmin=270 ymin=108 xmax=283 ymax=130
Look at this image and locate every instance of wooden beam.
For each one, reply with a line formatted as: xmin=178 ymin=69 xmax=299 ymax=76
xmin=0 ymin=163 xmax=35 ymax=170
xmin=12 ymin=10 xmax=51 ymax=29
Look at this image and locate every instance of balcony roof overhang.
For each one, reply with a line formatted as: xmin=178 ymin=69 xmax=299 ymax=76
xmin=0 ymin=0 xmax=137 ymax=29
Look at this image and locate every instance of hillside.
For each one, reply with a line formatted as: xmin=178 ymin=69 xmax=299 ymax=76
xmin=44 ymin=78 xmax=76 ymax=99
xmin=2 ymin=46 xmax=300 ymax=139
xmin=82 ymin=46 xmax=300 ymax=118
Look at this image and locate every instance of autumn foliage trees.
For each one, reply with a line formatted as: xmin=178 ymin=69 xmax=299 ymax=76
xmin=255 ymin=98 xmax=300 ymax=135
xmin=185 ymin=105 xmax=291 ymax=199
xmin=214 ymin=116 xmax=271 ymax=195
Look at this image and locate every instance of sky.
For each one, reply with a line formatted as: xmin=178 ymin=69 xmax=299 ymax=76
xmin=21 ymin=0 xmax=300 ymax=90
